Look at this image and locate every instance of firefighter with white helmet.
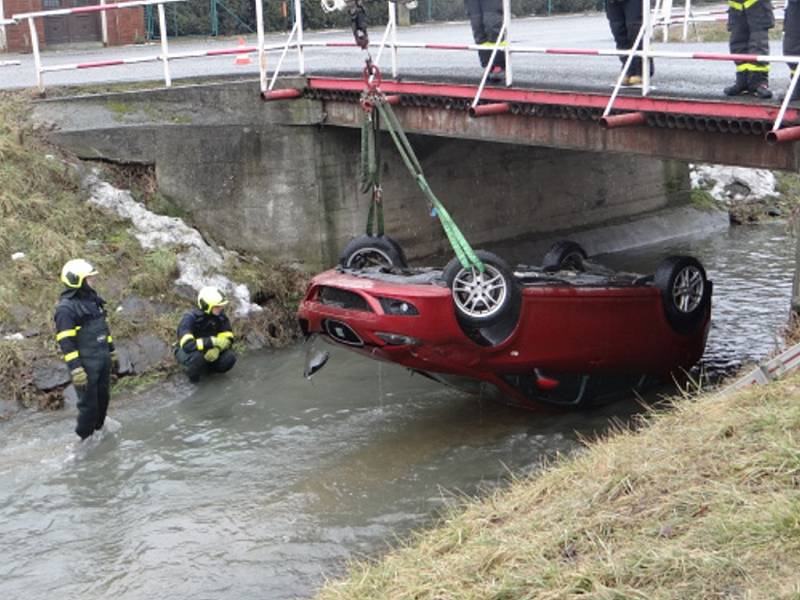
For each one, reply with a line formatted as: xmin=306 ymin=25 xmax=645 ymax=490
xmin=175 ymin=286 xmax=236 ymax=383
xmin=54 ymin=259 xmax=118 ymax=440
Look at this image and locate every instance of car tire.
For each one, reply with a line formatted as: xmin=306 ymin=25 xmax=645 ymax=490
xmin=443 ymin=250 xmax=521 ymax=328
xmin=542 ymin=240 xmax=588 ymax=272
xmin=654 ymin=255 xmax=710 ymax=334
xmin=340 ymin=235 xmax=408 ymax=269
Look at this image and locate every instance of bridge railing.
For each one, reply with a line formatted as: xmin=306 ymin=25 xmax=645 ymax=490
xmin=6 ymin=0 xmax=800 ymax=140
xmin=257 ymin=0 xmax=800 ymax=138
xmin=11 ymin=0 xmax=188 ymax=90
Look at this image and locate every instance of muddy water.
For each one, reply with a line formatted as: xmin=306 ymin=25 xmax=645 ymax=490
xmin=0 ymin=223 xmax=795 ymax=600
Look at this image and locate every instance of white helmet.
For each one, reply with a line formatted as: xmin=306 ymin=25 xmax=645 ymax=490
xmin=197 ymin=286 xmax=229 ymax=314
xmin=60 ymin=259 xmax=98 ymax=289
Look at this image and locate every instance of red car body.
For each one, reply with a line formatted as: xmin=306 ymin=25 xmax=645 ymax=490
xmin=297 ymin=265 xmax=711 ymax=410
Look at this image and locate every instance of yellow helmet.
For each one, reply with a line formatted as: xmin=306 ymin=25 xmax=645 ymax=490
xmin=197 ymin=286 xmax=228 ymax=314
xmin=60 ymin=259 xmax=98 ymax=289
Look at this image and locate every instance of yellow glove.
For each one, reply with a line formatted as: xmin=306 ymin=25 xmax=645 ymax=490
xmin=204 ymin=347 xmax=220 ymax=362
xmin=71 ymin=366 xmax=88 ymax=390
xmin=213 ymin=336 xmax=232 ymax=351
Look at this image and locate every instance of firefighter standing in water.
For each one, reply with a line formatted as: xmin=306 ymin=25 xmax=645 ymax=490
xmin=175 ymin=286 xmax=236 ymax=383
xmin=54 ymin=259 xmax=118 ymax=440
xmin=724 ymin=0 xmax=775 ymax=98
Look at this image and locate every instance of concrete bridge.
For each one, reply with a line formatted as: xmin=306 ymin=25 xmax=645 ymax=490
xmin=31 ymin=77 xmax=723 ymax=270
xmin=15 ymin=9 xmax=800 ymax=270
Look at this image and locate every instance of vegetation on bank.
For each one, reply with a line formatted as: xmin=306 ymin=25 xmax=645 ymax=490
xmin=317 ymin=371 xmax=800 ymax=599
xmin=0 ymin=93 xmax=307 ymax=410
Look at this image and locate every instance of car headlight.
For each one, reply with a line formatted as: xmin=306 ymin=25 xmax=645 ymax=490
xmin=378 ymin=297 xmax=419 ymax=316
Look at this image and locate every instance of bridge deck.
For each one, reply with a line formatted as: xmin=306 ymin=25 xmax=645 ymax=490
xmin=294 ymin=76 xmax=800 ymax=170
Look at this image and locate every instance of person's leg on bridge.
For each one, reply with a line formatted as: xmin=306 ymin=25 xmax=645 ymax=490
xmin=725 ymin=6 xmax=752 ymax=96
xmin=745 ymin=1 xmax=775 ymax=98
xmin=465 ymin=0 xmax=489 ymax=66
xmin=606 ymin=0 xmax=649 ymax=84
xmin=481 ymin=0 xmax=505 ymax=70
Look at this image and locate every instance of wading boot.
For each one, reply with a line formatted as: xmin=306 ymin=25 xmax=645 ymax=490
xmin=724 ymin=72 xmax=749 ymax=96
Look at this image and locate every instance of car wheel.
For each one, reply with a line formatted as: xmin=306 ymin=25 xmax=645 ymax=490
xmin=654 ymin=256 xmax=710 ymax=334
xmin=340 ymin=235 xmax=408 ymax=269
xmin=542 ymin=240 xmax=588 ymax=272
xmin=443 ymin=250 xmax=521 ymax=328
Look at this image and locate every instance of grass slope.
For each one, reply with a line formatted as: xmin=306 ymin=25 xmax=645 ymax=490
xmin=0 ymin=92 xmax=306 ymax=409
xmin=317 ymin=375 xmax=800 ymax=599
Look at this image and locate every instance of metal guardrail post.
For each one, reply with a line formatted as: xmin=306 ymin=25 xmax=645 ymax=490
xmin=503 ymin=0 xmax=512 ymax=86
xmin=294 ymin=0 xmax=304 ymax=74
xmin=255 ymin=0 xmax=266 ymax=93
xmin=0 ymin=0 xmax=7 ymax=51
xmin=389 ymin=1 xmax=398 ymax=78
xmin=157 ymin=2 xmax=172 ymax=86
xmin=28 ymin=17 xmax=44 ymax=93
xmin=682 ymin=0 xmax=691 ymax=40
xmin=642 ymin=0 xmax=652 ymax=96
xmin=100 ymin=0 xmax=108 ymax=45
xmin=659 ymin=0 xmax=671 ymax=42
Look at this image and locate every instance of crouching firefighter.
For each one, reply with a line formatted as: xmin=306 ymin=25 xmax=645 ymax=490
xmin=54 ymin=259 xmax=118 ymax=440
xmin=175 ymin=286 xmax=236 ymax=383
xmin=724 ymin=0 xmax=775 ymax=98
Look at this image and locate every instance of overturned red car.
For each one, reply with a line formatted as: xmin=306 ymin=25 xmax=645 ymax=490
xmin=297 ymin=237 xmax=712 ymax=410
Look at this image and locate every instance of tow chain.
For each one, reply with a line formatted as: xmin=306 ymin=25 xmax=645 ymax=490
xmin=358 ymin=62 xmax=484 ymax=272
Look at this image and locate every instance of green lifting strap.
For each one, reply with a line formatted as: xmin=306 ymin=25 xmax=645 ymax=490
xmin=373 ymin=100 xmax=484 ymax=272
xmin=360 ymin=108 xmax=384 ymax=237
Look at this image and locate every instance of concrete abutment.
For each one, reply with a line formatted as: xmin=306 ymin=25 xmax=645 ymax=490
xmin=33 ymin=80 xmax=708 ymax=270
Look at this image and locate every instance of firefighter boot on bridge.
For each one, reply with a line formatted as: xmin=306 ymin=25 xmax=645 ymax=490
xmin=725 ymin=0 xmax=775 ymax=99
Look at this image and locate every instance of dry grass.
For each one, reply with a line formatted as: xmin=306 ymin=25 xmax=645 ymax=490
xmin=316 ymin=374 xmax=800 ymax=599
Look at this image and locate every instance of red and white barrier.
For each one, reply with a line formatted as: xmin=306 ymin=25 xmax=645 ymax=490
xmin=12 ymin=0 xmax=187 ymax=92
xmin=719 ymin=341 xmax=800 ymax=394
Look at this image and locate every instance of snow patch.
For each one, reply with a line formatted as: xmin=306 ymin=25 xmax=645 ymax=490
xmin=690 ymin=164 xmax=778 ymax=204
xmin=84 ymin=171 xmax=262 ymax=317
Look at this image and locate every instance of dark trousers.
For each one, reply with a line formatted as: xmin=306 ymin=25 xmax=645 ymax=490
xmin=784 ymin=0 xmax=800 ymax=73
xmin=75 ymin=356 xmax=111 ymax=440
xmin=175 ymin=347 xmax=236 ymax=382
xmin=728 ymin=0 xmax=774 ymax=85
xmin=606 ymin=0 xmax=649 ymax=76
xmin=464 ymin=0 xmax=505 ymax=69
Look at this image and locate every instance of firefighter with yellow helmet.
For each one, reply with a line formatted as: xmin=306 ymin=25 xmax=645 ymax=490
xmin=54 ymin=259 xmax=118 ymax=440
xmin=175 ymin=286 xmax=236 ymax=382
